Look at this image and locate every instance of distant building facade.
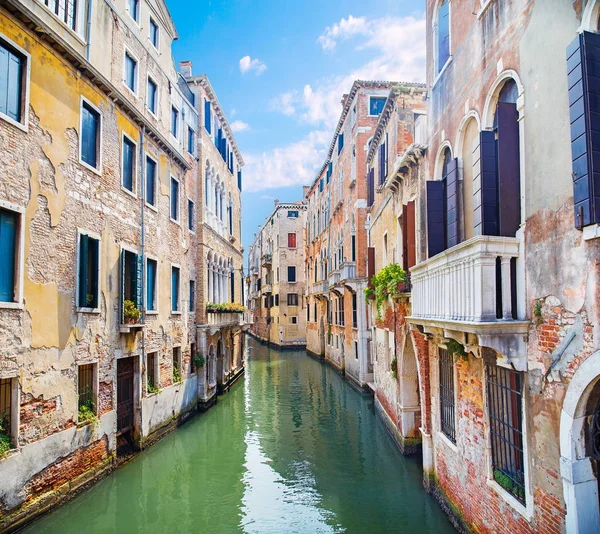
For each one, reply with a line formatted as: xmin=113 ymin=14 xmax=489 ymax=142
xmin=248 ymin=201 xmax=307 ymax=348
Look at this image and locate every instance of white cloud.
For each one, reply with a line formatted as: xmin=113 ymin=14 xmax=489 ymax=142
xmin=242 ymin=130 xmax=330 ymax=192
xmin=317 ymin=15 xmax=369 ymax=51
xmin=239 ymin=55 xmax=267 ymax=75
xmin=269 ymin=91 xmax=298 ymax=116
xmin=230 ymin=120 xmax=250 ymax=133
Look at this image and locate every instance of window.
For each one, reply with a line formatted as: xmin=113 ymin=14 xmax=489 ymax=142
xmin=0 ymin=208 xmax=19 ymax=304
xmin=288 ymin=233 xmax=297 ymax=248
xmin=145 ymin=156 xmax=156 ymax=206
xmin=124 ymin=52 xmax=137 ymax=93
xmin=39 ymin=0 xmax=83 ymax=33
xmin=187 ymin=126 xmax=195 ymax=154
xmin=486 ymin=363 xmax=526 ymax=504
xmin=78 ymin=233 xmax=99 ymax=309
xmin=188 ymin=199 xmax=194 ymax=231
xmin=237 ymin=170 xmax=242 ymax=191
xmin=437 ymin=0 xmax=450 ymax=72
xmin=287 ymin=266 xmax=296 ymax=282
xmin=352 ymin=293 xmax=357 ymax=328
xmin=204 ymin=99 xmax=211 ymax=133
xmin=122 ymin=136 xmax=136 ymax=193
xmin=146 ymin=258 xmax=157 ymax=312
xmin=128 ymin=0 xmax=139 ymax=22
xmin=171 ymin=266 xmax=180 ymax=312
xmin=275 ymin=294 xmax=279 ymax=307
xmin=78 ymin=363 xmax=96 ymax=417
xmin=147 ymin=352 xmax=157 ymax=391
xmin=290 ymin=316 xmax=298 ymax=325
xmin=287 ymin=210 xmax=299 ymax=218
xmin=0 ymin=39 xmax=25 ymax=124
xmin=171 ymin=106 xmax=179 ymax=138
xmin=170 ymin=177 xmax=179 ymax=221
xmin=121 ymin=249 xmax=141 ymax=323
xmin=189 ymin=280 xmax=195 ymax=311
xmin=287 ymin=293 xmax=298 ymax=306
xmin=439 ymin=348 xmax=456 ymax=443
xmin=149 ymin=18 xmax=159 ymax=48
xmin=172 ymin=347 xmax=181 ymax=381
xmin=147 ymin=77 xmax=157 ymax=114
xmin=369 ymin=96 xmax=386 ymax=116
xmin=0 ymin=378 xmax=15 ymax=449
xmin=338 ymin=133 xmax=344 ymax=154
xmin=80 ymin=101 xmax=101 ymax=170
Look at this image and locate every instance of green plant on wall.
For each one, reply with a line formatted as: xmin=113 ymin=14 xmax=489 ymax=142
xmin=365 ymin=264 xmax=406 ymax=319
xmin=446 ymin=339 xmax=468 ymax=361
xmin=173 ymin=365 xmax=182 ymax=384
xmin=0 ymin=412 xmax=12 ymax=457
xmin=533 ymin=300 xmax=543 ymax=326
xmin=147 ymin=381 xmax=160 ymax=395
xmin=494 ymin=469 xmax=525 ymax=502
xmin=390 ymin=357 xmax=398 ymax=380
xmin=193 ymin=353 xmax=206 ymax=369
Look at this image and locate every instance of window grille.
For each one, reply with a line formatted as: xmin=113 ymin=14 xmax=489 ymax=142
xmin=0 ymin=378 xmax=12 ymax=440
xmin=439 ymin=348 xmax=456 ymax=443
xmin=147 ymin=352 xmax=156 ymax=389
xmin=486 ymin=363 xmax=526 ymax=504
xmin=78 ymin=364 xmax=95 ymax=411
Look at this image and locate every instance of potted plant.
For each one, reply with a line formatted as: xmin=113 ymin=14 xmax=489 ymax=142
xmin=193 ymin=353 xmax=206 ymax=369
xmin=124 ymin=300 xmax=142 ymax=324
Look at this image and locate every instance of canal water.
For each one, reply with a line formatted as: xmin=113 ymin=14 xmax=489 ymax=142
xmin=25 ymin=337 xmax=454 ymax=533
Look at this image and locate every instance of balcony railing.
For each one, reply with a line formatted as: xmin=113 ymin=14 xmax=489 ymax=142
xmin=339 ymin=261 xmax=357 ymax=281
xmin=311 ymin=280 xmax=329 ymax=295
xmin=207 ymin=312 xmax=243 ymax=327
xmin=328 ymin=270 xmax=340 ymax=288
xmin=261 ymin=254 xmax=272 ymax=267
xmin=410 ymin=235 xmax=520 ymax=323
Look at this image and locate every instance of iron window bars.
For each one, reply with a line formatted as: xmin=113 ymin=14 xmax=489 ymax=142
xmin=439 ymin=348 xmax=456 ymax=443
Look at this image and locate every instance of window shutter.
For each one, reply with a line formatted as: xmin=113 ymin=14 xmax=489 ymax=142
xmin=0 ymin=210 xmax=16 ymax=302
xmin=445 ymin=157 xmax=459 ymax=248
xmin=367 ymin=168 xmax=375 ymax=207
xmin=146 ymin=158 xmax=156 ymax=205
xmin=378 ymin=144 xmax=386 ymax=184
xmin=123 ymin=138 xmax=134 ymax=191
xmin=567 ymin=31 xmax=600 ymax=228
xmin=473 ymin=130 xmax=499 ymax=236
xmin=135 ymin=254 xmax=142 ymax=311
xmin=403 ymin=201 xmax=416 ymax=271
xmin=78 ymin=234 xmax=88 ymax=308
xmin=496 ymin=102 xmax=521 ymax=237
xmin=147 ymin=260 xmax=155 ymax=310
xmin=367 ymin=247 xmax=375 ymax=286
xmin=204 ymin=100 xmax=211 ymax=133
xmin=237 ymin=170 xmax=242 ymax=191
xmin=7 ymin=52 xmax=22 ymax=122
xmin=338 ymin=133 xmax=344 ymax=154
xmin=90 ymin=238 xmax=99 ymax=308
xmin=119 ymin=249 xmax=125 ymax=323
xmin=426 ymin=180 xmax=446 ymax=258
xmin=0 ymin=46 xmax=8 ymax=117
xmin=82 ymin=105 xmax=98 ymax=168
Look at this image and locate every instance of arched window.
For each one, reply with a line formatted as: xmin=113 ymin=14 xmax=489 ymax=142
xmin=437 ymin=0 xmax=450 ymax=73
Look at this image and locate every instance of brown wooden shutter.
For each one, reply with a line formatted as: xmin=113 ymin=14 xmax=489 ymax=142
xmin=473 ymin=130 xmax=499 ymax=236
xmin=405 ymin=201 xmax=416 ymax=269
xmin=496 ymin=102 xmax=521 ymax=237
xmin=367 ymin=168 xmax=375 ymax=207
xmin=367 ymin=247 xmax=375 ymax=286
xmin=426 ymin=181 xmax=446 ymax=258
xmin=445 ymin=158 xmax=459 ymax=247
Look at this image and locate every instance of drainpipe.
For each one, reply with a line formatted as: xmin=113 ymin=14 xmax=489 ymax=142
xmin=85 ymin=0 xmax=93 ymax=61
xmin=140 ymin=126 xmax=146 ymax=392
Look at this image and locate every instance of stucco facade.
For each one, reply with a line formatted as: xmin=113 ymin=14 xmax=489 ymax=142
xmin=248 ymin=201 xmax=307 ymax=348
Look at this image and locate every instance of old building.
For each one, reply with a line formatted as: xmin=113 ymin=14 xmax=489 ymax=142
xmin=304 ymin=80 xmax=395 ymax=388
xmin=248 ymin=201 xmax=307 ymax=348
xmin=359 ymin=1 xmax=600 ymax=532
xmin=0 ymin=0 xmax=244 ymax=529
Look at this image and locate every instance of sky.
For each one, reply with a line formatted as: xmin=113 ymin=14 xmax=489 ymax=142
xmin=168 ymin=0 xmax=426 ymax=267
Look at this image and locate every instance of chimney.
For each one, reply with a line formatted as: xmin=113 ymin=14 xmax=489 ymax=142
xmin=179 ymin=61 xmax=193 ymax=78
xmin=274 ymin=199 xmax=279 ymax=207
xmin=341 ymin=93 xmax=349 ymax=107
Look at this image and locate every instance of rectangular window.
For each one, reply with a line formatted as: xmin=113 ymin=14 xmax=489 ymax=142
xmin=171 ymin=266 xmax=180 ymax=312
xmin=354 ymin=341 xmax=358 ymax=360
xmin=288 ymin=233 xmax=297 ymax=248
xmin=0 ymin=39 xmax=25 ymax=124
xmin=171 ymin=106 xmax=179 ymax=138
xmin=287 ymin=210 xmax=299 ymax=218
xmin=0 ymin=377 xmax=15 ymax=449
xmin=149 ymin=18 xmax=159 ymax=48
xmin=275 ymin=294 xmax=279 ymax=306
xmin=122 ymin=136 xmax=136 ymax=192
xmin=204 ymin=99 xmax=211 ymax=133
xmin=172 ymin=347 xmax=181 ymax=381
xmin=287 ymin=266 xmax=296 ymax=282
xmin=188 ymin=199 xmax=194 ymax=230
xmin=439 ymin=348 xmax=456 ymax=443
xmin=170 ymin=177 xmax=179 ymax=221
xmin=78 ymin=233 xmax=99 ymax=309
xmin=124 ymin=52 xmax=137 ymax=93
xmin=147 ymin=352 xmax=157 ymax=390
xmin=128 ymin=0 xmax=139 ymax=22
xmin=121 ymin=249 xmax=141 ymax=323
xmin=189 ymin=280 xmax=195 ymax=311
xmin=145 ymin=156 xmax=156 ymax=206
xmin=147 ymin=78 xmax=157 ymax=114
xmin=352 ymin=293 xmax=357 ymax=328
xmin=78 ymin=363 xmax=96 ymax=415
xmin=146 ymin=258 xmax=157 ymax=311
xmin=290 ymin=316 xmax=298 ymax=325
xmin=486 ymin=363 xmax=526 ymax=504
xmin=338 ymin=133 xmax=344 ymax=154
xmin=80 ymin=101 xmax=100 ymax=169
xmin=287 ymin=293 xmax=299 ymax=306
xmin=187 ymin=126 xmax=195 ymax=154
xmin=369 ymin=96 xmax=387 ymax=116
xmin=0 ymin=208 xmax=18 ymax=303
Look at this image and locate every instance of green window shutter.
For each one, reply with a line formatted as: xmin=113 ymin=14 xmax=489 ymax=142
xmin=120 ymin=249 xmax=125 ymax=323
xmin=0 ymin=209 xmax=17 ymax=302
xmin=78 ymin=234 xmax=88 ymax=308
xmin=135 ymin=254 xmax=142 ymax=311
xmin=89 ymin=237 xmax=99 ymax=309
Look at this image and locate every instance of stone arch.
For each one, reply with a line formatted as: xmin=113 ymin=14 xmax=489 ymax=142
xmin=560 ymin=350 xmax=600 ymax=533
xmin=455 ymin=113 xmax=481 ymax=240
xmin=482 ymin=70 xmax=524 ymax=129
xmin=398 ymin=330 xmax=421 ymax=440
xmin=579 ymin=0 xmax=600 ymax=33
xmin=433 ymin=140 xmax=453 ymax=184
xmin=432 ymin=0 xmax=451 ymax=75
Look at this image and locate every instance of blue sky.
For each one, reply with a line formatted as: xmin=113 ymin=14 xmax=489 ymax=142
xmin=169 ymin=0 xmax=425 ymax=266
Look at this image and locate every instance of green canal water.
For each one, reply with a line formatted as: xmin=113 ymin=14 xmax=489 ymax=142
xmin=25 ymin=337 xmax=454 ymax=533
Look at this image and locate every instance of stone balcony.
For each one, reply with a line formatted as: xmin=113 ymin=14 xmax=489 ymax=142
xmin=339 ymin=261 xmax=357 ymax=282
xmin=408 ymin=235 xmax=529 ymax=370
xmin=261 ymin=254 xmax=272 ymax=268
xmin=311 ymin=280 xmax=329 ymax=296
xmin=207 ymin=312 xmax=243 ymax=327
xmin=328 ymin=271 xmax=340 ymax=289
xmin=261 ymin=283 xmax=272 ymax=294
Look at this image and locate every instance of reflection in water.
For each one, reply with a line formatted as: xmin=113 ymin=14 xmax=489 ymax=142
xmin=24 ymin=337 xmax=454 ymax=534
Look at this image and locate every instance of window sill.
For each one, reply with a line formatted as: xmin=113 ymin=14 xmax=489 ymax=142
xmin=0 ymin=302 xmax=24 ymax=310
xmin=0 ymin=112 xmax=28 ymax=133
xmin=486 ymin=479 xmax=532 ymax=521
xmin=583 ymin=223 xmax=600 ymax=241
xmin=170 ymin=218 xmax=181 ymax=226
xmin=121 ymin=186 xmax=138 ymax=200
xmin=146 ymin=107 xmax=158 ymax=120
xmin=437 ymin=431 xmax=458 ymax=453
xmin=76 ymin=307 xmax=100 ymax=314
xmin=431 ymin=56 xmax=453 ymax=91
xmin=79 ymin=159 xmax=102 ymax=177
xmin=146 ymin=310 xmax=159 ymax=316
xmin=145 ymin=202 xmax=158 ymax=213
xmin=122 ymin=83 xmax=138 ymax=99
xmin=171 ymin=311 xmax=182 ymax=316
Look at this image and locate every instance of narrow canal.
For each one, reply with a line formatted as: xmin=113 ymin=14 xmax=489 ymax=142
xmin=25 ymin=337 xmax=454 ymax=533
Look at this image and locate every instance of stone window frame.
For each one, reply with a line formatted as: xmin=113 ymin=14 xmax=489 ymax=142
xmin=76 ymin=361 xmax=99 ymax=421
xmin=78 ymin=96 xmax=103 ymax=176
xmin=0 ymin=200 xmax=25 ymax=310
xmin=146 ymin=351 xmax=160 ymax=393
xmin=123 ymin=46 xmax=140 ymax=96
xmin=170 ymin=263 xmax=181 ymax=314
xmin=169 ymin=175 xmax=181 ymax=224
xmin=75 ymin=228 xmax=102 ymax=314
xmin=0 ymin=373 xmax=20 ymax=454
xmin=172 ymin=345 xmax=182 ymax=380
xmin=436 ymin=343 xmax=458 ymax=452
xmin=144 ymin=152 xmax=159 ymax=211
xmin=121 ymin=132 xmax=138 ymax=199
xmin=126 ymin=0 xmax=140 ymax=25
xmin=0 ymin=32 xmax=31 ymax=132
xmin=144 ymin=254 xmax=159 ymax=315
xmin=148 ymin=16 xmax=160 ymax=50
xmin=146 ymin=74 xmax=159 ymax=118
